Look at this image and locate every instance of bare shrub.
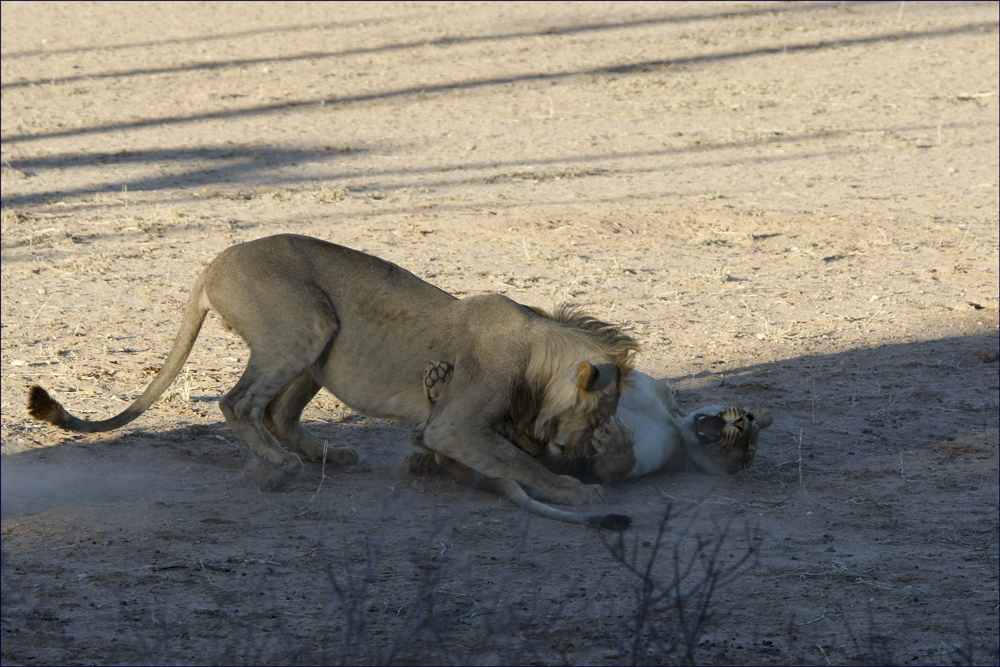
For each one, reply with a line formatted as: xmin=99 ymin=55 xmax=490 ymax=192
xmin=603 ymin=504 xmax=759 ymax=665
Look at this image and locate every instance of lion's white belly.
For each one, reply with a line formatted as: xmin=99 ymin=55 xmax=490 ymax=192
xmin=617 ymin=372 xmax=683 ymax=478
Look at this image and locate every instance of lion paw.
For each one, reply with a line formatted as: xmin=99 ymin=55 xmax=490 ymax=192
xmin=579 ymin=482 xmax=607 ymax=506
xmin=404 ymin=450 xmax=446 ymax=476
xmin=588 ymin=415 xmax=636 ymax=484
xmin=321 ymin=445 xmax=359 ymax=466
xmin=558 ymin=475 xmax=606 ymax=506
xmin=244 ymin=458 xmax=302 ymax=492
xmin=423 ymin=360 xmax=453 ymax=404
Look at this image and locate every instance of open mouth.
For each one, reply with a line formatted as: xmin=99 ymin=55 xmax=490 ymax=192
xmin=696 ymin=414 xmax=726 ymax=441
xmin=697 ymin=412 xmax=748 ymax=442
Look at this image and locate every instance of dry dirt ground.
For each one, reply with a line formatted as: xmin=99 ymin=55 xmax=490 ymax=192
xmin=2 ymin=2 xmax=998 ymax=665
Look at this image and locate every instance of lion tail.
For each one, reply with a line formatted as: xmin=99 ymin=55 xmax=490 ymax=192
xmin=28 ymin=270 xmax=212 ymax=433
xmin=490 ymin=478 xmax=631 ymax=531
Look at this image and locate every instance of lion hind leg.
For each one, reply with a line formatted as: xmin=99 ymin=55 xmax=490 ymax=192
xmin=264 ymin=367 xmax=358 ymax=466
xmin=220 ymin=355 xmax=313 ymax=472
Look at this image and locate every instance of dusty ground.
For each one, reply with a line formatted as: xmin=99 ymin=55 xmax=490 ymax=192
xmin=2 ymin=1 xmax=998 ymax=664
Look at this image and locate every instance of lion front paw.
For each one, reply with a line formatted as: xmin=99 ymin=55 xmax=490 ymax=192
xmin=587 ymin=416 xmax=636 ymax=484
xmin=558 ymin=475 xmax=606 ymax=506
xmin=404 ymin=450 xmax=446 ymax=476
xmin=244 ymin=457 xmax=302 ymax=492
xmin=423 ymin=360 xmax=453 ymax=405
xmin=322 ymin=445 xmax=360 ymax=466
xmin=580 ymin=482 xmax=607 ymax=506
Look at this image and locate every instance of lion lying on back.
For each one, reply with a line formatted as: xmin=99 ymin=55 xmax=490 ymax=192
xmin=417 ymin=363 xmax=772 ymax=494
xmin=598 ymin=371 xmax=772 ymax=481
xmin=28 ymin=234 xmax=638 ymax=530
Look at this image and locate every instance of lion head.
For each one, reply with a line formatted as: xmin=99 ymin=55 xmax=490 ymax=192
xmin=525 ymin=307 xmax=638 ymax=462
xmin=681 ymin=405 xmax=773 ymax=475
xmin=534 ymin=359 xmax=625 ymax=458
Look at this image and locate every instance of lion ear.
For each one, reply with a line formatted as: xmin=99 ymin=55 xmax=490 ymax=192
xmin=575 ymin=361 xmax=599 ymax=392
xmin=749 ymin=406 xmax=773 ymax=429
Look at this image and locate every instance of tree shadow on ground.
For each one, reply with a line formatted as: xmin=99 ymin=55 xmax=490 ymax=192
xmin=0 ymin=1 xmax=888 ymax=83
xmin=4 ymin=326 xmax=996 ymax=519
xmin=0 ymin=119 xmax=973 ymax=212
xmin=5 ymin=20 xmax=993 ymax=146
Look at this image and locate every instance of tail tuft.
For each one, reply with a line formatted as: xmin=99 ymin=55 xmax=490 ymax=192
xmin=28 ymin=385 xmax=71 ymax=427
xmin=592 ymin=513 xmax=632 ymax=531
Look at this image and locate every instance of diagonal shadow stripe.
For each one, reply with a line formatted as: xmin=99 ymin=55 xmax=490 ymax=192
xmin=0 ymin=13 xmax=405 ymax=60
xmin=1 ymin=0 xmax=862 ymax=89
xmin=3 ymin=21 xmax=995 ymax=146
xmin=2 ymin=121 xmax=970 ymax=211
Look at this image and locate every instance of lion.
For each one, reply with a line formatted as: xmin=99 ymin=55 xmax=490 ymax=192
xmin=419 ymin=364 xmax=772 ymax=488
xmin=28 ymin=234 xmax=638 ymax=530
xmin=594 ymin=370 xmax=772 ymax=480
